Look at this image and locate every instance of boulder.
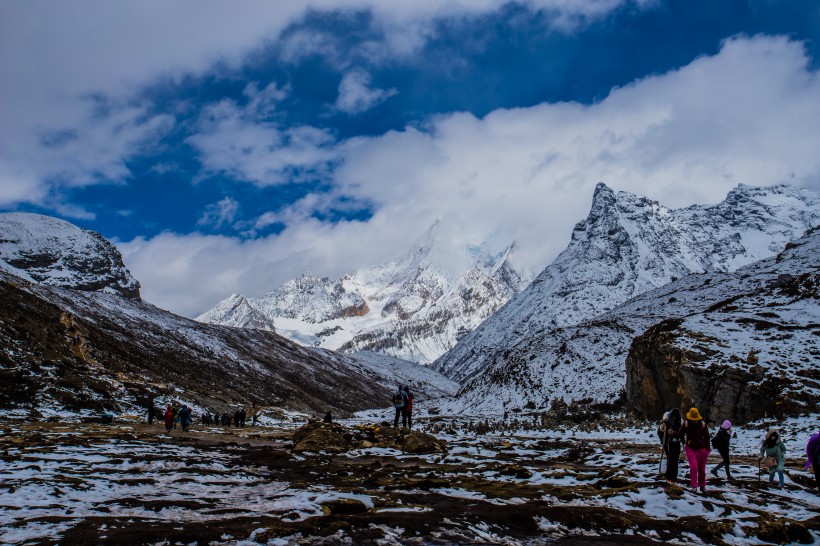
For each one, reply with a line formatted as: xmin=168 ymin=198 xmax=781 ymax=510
xmin=292 ymin=422 xmax=352 ymax=453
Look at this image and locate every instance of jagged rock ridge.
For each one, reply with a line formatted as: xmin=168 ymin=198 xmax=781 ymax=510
xmin=198 ymin=222 xmax=531 ymax=364
xmin=437 ymin=225 xmax=820 ymax=420
xmin=434 ymin=183 xmax=820 ymax=385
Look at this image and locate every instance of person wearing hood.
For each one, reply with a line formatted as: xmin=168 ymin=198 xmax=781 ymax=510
xmin=711 ymin=420 xmax=734 ymax=481
xmin=163 ymin=405 xmax=174 ymax=433
xmin=678 ymin=407 xmax=711 ymax=493
xmin=760 ymin=429 xmax=787 ymax=488
xmin=806 ymin=429 xmax=820 ymax=494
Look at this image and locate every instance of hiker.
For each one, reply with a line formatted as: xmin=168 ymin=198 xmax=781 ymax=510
xmin=661 ymin=408 xmax=683 ymax=483
xmin=391 ymin=385 xmax=406 ymax=427
xmin=759 ymin=429 xmax=786 ymax=488
xmin=679 ymin=407 xmax=711 ymax=493
xmin=711 ymin=420 xmax=733 ymax=480
xmin=146 ymin=404 xmax=155 ymax=425
xmin=163 ymin=405 xmax=174 ymax=433
xmin=239 ymin=408 xmax=246 ymax=427
xmin=178 ymin=405 xmax=191 ymax=432
xmin=172 ymin=402 xmax=179 ymax=429
xmin=402 ymin=385 xmax=414 ymax=430
xmin=323 ymin=411 xmax=332 ymax=423
xmin=221 ymin=412 xmax=230 ymax=426
xmin=806 ymin=429 xmax=820 ymax=494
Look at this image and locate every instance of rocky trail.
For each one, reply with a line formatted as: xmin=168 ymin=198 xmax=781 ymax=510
xmin=1 ymin=418 xmax=819 ymax=545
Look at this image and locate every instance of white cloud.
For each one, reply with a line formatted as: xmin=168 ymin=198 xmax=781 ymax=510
xmin=186 ymin=98 xmax=337 ymax=185
xmin=120 ymin=35 xmax=820 ymax=317
xmin=0 ymin=0 xmax=639 ymax=212
xmin=335 ymin=69 xmax=398 ymax=114
xmin=198 ymin=197 xmax=241 ymax=229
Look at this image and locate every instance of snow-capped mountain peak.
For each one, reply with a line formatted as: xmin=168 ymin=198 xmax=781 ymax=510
xmin=0 ymin=212 xmax=140 ymax=299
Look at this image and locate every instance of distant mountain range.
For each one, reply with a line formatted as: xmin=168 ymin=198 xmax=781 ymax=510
xmin=0 ymin=213 xmax=456 ymax=419
xmin=197 ymin=220 xmax=531 ymax=364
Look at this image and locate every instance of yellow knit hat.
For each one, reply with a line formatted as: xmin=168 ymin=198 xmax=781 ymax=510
xmin=686 ymin=407 xmax=702 ymax=421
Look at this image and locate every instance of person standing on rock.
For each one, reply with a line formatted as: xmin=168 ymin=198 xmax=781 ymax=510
xmin=392 ymin=385 xmax=406 ymax=427
xmin=402 ymin=385 xmax=414 ymax=430
xmin=805 ymin=429 xmax=820 ymax=494
xmin=679 ymin=407 xmax=711 ymax=493
xmin=662 ymin=408 xmax=683 ymax=483
xmin=759 ymin=429 xmax=787 ymax=488
xmin=163 ymin=405 xmax=174 ymax=433
xmin=710 ymin=420 xmax=733 ymax=481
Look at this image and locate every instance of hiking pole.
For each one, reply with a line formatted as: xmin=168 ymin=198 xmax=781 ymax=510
xmin=659 ymin=429 xmax=667 ymax=477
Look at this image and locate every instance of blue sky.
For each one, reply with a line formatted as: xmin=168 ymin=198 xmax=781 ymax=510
xmin=2 ymin=0 xmax=820 ymax=316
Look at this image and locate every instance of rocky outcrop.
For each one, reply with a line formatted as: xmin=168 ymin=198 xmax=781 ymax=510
xmin=0 ymin=213 xmax=140 ymax=299
xmin=292 ymin=421 xmax=447 ymax=454
xmin=624 ymin=320 xmax=808 ymax=423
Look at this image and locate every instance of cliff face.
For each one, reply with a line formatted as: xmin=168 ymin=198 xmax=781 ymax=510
xmin=625 ymin=235 xmax=820 ymax=424
xmin=624 ymin=320 xmax=808 ymax=424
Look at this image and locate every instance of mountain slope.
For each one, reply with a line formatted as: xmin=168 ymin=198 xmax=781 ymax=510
xmin=199 ymin=222 xmax=530 ymax=364
xmin=0 ymin=212 xmax=140 ymax=299
xmin=434 ymin=183 xmax=820 ymax=384
xmin=0 ymin=214 xmax=456 ymax=418
xmin=438 ymin=226 xmax=820 ymax=419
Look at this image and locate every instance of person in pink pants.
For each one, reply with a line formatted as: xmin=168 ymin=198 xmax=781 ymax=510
xmin=678 ymin=407 xmax=712 ymax=492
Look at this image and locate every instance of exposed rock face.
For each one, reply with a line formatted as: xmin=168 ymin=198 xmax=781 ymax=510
xmin=625 ymin=231 xmax=820 ymax=424
xmin=435 ymin=183 xmax=820 ymax=386
xmin=625 ymin=320 xmax=808 ymax=423
xmin=438 ymin=224 xmax=820 ymax=416
xmin=0 ymin=213 xmax=140 ymax=299
xmin=292 ymin=421 xmax=447 ymax=454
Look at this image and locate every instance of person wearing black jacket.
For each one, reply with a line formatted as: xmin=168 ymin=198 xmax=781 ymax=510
xmin=661 ymin=408 xmax=683 ymax=483
xmin=711 ymin=420 xmax=733 ymax=480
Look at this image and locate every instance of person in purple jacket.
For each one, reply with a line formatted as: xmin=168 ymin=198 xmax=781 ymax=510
xmin=806 ymin=429 xmax=820 ymax=494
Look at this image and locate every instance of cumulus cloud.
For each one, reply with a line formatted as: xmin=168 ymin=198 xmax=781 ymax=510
xmin=0 ymin=0 xmax=640 ymax=213
xmin=186 ymin=98 xmax=337 ymax=185
xmin=119 ymin=35 xmax=820 ymax=317
xmin=335 ymin=69 xmax=398 ymax=114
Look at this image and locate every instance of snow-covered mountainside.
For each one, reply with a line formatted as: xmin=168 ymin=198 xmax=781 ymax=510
xmin=0 ymin=212 xmax=140 ymax=299
xmin=435 ymin=183 xmax=820 ymax=384
xmin=198 ymin=222 xmax=530 ymax=364
xmin=438 ymin=226 xmax=820 ymax=419
xmin=0 ymin=214 xmax=456 ymax=418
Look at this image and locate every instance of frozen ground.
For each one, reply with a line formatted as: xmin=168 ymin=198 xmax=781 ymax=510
xmin=1 ymin=414 xmax=818 ymax=545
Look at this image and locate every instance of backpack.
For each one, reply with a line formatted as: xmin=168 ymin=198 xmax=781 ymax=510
xmin=712 ymin=428 xmax=729 ymax=451
xmin=392 ymin=391 xmax=405 ymax=407
xmin=685 ymin=420 xmax=710 ymax=450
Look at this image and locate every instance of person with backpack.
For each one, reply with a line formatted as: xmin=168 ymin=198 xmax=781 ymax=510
xmin=806 ymin=429 xmax=820 ymax=494
xmin=759 ymin=429 xmax=786 ymax=488
xmin=401 ymin=385 xmax=414 ymax=429
xmin=710 ymin=420 xmax=733 ymax=480
xmin=391 ymin=385 xmax=406 ymax=427
xmin=661 ymin=408 xmax=683 ymax=483
xmin=178 ymin=405 xmax=191 ymax=432
xmin=163 ymin=405 xmax=174 ymax=433
xmin=678 ymin=407 xmax=711 ymax=492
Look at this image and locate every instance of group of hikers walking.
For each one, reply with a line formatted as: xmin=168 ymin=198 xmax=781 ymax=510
xmin=147 ymin=401 xmax=257 ymax=433
xmin=659 ymin=406 xmax=820 ymax=493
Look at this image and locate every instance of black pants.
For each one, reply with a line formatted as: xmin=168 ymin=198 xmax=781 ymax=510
xmin=393 ymin=407 xmax=404 ymax=427
xmin=712 ymin=448 xmax=731 ymax=478
xmin=403 ymin=410 xmax=412 ymax=429
xmin=665 ymin=440 xmax=681 ymax=481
